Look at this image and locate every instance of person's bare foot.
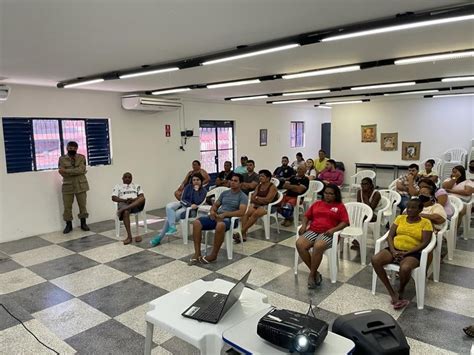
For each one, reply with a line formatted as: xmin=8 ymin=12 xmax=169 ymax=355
xmin=123 ymin=237 xmax=132 ymax=245
xmin=134 ymin=236 xmax=142 ymax=243
xmin=390 ymin=292 xmax=400 ymax=305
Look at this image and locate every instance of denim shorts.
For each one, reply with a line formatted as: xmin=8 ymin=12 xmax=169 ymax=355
xmin=198 ymin=216 xmax=237 ymax=231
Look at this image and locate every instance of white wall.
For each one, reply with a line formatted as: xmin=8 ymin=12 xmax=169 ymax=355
xmin=0 ymin=85 xmax=330 ymax=242
xmin=331 ymin=97 xmax=474 ymax=185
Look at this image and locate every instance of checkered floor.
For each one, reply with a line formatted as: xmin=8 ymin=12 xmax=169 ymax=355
xmin=1 ymin=206 xmax=473 ymax=354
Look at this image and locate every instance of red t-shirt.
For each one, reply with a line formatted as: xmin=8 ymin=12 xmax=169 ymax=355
xmin=304 ymin=200 xmax=350 ymax=233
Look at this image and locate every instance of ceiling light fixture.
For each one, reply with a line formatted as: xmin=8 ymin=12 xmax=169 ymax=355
xmin=395 ymin=50 xmax=474 ymax=65
xmin=151 ymin=87 xmax=191 ymax=95
xmin=230 ymin=95 xmax=268 ymax=101
xmin=324 ymin=100 xmax=368 ymax=105
xmin=351 ymin=81 xmax=416 ymax=90
xmin=432 ymin=92 xmax=474 ymax=98
xmin=384 ymin=89 xmax=439 ymax=96
xmin=282 ymin=65 xmax=360 ymax=80
xmin=441 ymin=76 xmax=474 ymax=82
xmin=207 ymin=79 xmax=261 ymax=89
xmin=322 ymin=14 xmax=474 ymax=42
xmin=283 ymin=89 xmax=331 ymax=96
xmin=119 ymin=67 xmax=180 ymax=79
xmin=272 ymin=99 xmax=308 ymax=104
xmin=63 ymin=78 xmax=104 ymax=88
xmin=202 ymin=44 xmax=300 ymax=65
xmin=317 ymin=105 xmax=332 ymax=109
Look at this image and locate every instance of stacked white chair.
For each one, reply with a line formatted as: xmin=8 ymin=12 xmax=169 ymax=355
xmin=339 ymin=202 xmax=373 ymax=266
xmin=443 ymin=148 xmax=468 ymax=164
xmin=348 ymin=170 xmax=376 ymax=197
xmin=371 ymin=231 xmax=438 ymax=310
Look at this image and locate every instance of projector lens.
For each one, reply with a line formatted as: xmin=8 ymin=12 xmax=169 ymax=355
xmin=294 ymin=334 xmax=309 ymax=352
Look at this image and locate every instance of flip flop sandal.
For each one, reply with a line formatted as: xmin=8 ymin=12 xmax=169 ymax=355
xmin=123 ymin=238 xmax=132 ymax=245
xmin=315 ymin=273 xmax=323 ymax=286
xmin=199 ymin=256 xmax=215 ymax=264
xmin=188 ymin=258 xmax=200 ymax=265
xmin=463 ymin=326 xmax=474 ymax=338
xmin=393 ymin=299 xmax=409 ymax=310
xmin=134 ymin=236 xmax=142 ymax=243
xmin=307 ymin=277 xmax=317 ymax=289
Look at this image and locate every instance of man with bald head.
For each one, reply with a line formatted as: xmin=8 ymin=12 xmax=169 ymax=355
xmin=112 ymin=172 xmax=146 ymax=244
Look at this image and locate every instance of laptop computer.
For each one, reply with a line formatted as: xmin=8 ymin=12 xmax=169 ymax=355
xmin=182 ymin=270 xmax=251 ymax=324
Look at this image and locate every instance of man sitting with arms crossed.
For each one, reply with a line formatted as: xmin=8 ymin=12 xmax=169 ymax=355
xmin=112 ymin=172 xmax=146 ymax=245
xmin=279 ymin=165 xmax=309 ymax=227
xmin=190 ymin=174 xmax=248 ymax=264
xmin=396 ymin=163 xmax=420 ymax=211
xmin=241 ymin=159 xmax=259 ymax=195
xmin=273 ymin=156 xmax=295 ymax=188
xmin=215 ymin=161 xmax=234 ymax=187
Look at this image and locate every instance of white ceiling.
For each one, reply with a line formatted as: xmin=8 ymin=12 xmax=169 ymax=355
xmin=1 ymin=0 xmax=473 ymax=106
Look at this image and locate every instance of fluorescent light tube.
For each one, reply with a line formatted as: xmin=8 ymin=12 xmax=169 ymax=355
xmin=64 ymin=78 xmax=104 ymax=88
xmin=272 ymin=99 xmax=308 ymax=104
xmin=230 ymin=95 xmax=268 ymax=101
xmin=395 ymin=50 xmax=474 ymax=65
xmin=202 ymin=44 xmax=300 ymax=65
xmin=322 ymin=14 xmax=474 ymax=42
xmin=119 ymin=67 xmax=179 ymax=79
xmin=432 ymin=93 xmax=474 ymax=98
xmin=441 ymin=76 xmax=474 ymax=82
xmin=351 ymin=82 xmax=416 ymax=90
xmin=283 ymin=90 xmax=330 ymax=96
xmin=152 ymin=87 xmax=191 ymax=95
xmin=384 ymin=90 xmax=439 ymax=96
xmin=283 ymin=65 xmax=360 ymax=80
xmin=317 ymin=105 xmax=332 ymax=109
xmin=207 ymin=79 xmax=261 ymax=89
xmin=326 ymin=100 xmax=365 ymax=105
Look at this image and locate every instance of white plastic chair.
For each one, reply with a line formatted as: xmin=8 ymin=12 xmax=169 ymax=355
xmin=432 ymin=224 xmax=448 ymax=283
xmin=293 ymin=228 xmax=342 ymax=283
xmin=388 ymin=179 xmax=398 ymax=191
xmin=179 ymin=190 xmax=213 ymax=244
xmin=271 ymin=177 xmax=280 ymax=187
xmin=379 ymin=189 xmax=401 ymax=226
xmin=293 ymin=188 xmax=312 ymax=229
xmin=447 ymin=195 xmax=463 ymax=259
xmin=368 ymin=196 xmax=391 ymax=240
xmin=114 ymin=204 xmax=148 ymax=238
xmin=421 ymin=157 xmax=442 ymax=179
xmin=204 ymin=216 xmax=241 ymax=260
xmin=462 ymin=194 xmax=473 ymax=240
xmin=348 ymin=170 xmax=376 ymax=196
xmin=303 ymin=180 xmax=324 ymax=210
xmin=262 ymin=191 xmax=284 ymax=240
xmin=371 ymin=231 xmax=438 ymax=310
xmin=340 ymin=202 xmax=373 ymax=266
xmin=196 ymin=187 xmax=229 ymax=215
xmin=443 ymin=148 xmax=467 ymax=164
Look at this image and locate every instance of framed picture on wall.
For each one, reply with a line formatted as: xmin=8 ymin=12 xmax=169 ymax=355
xmin=380 ymin=133 xmax=398 ymax=151
xmin=259 ymin=129 xmax=268 ymax=146
xmin=402 ymin=141 xmax=421 ymax=160
xmin=361 ymin=124 xmax=377 ymax=142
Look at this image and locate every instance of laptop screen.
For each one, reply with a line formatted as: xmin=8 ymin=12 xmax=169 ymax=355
xmin=221 ymin=270 xmax=251 ymax=316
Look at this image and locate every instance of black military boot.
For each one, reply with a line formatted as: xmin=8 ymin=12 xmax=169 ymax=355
xmin=80 ymin=218 xmax=90 ymax=231
xmin=63 ymin=221 xmax=73 ymax=234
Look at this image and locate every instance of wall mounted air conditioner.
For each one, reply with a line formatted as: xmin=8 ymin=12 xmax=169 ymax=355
xmin=121 ymin=95 xmax=182 ymax=112
xmin=0 ymin=85 xmax=11 ymax=102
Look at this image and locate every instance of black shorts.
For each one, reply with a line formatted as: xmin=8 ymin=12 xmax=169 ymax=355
xmin=118 ymin=202 xmax=145 ymax=221
xmin=384 ymin=247 xmax=421 ymax=263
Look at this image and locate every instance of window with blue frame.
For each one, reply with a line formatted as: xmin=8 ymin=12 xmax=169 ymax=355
xmin=2 ymin=118 xmax=111 ymax=173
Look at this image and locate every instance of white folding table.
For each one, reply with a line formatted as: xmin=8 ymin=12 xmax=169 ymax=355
xmin=222 ymin=307 xmax=356 ymax=355
xmin=144 ymin=278 xmax=270 ymax=355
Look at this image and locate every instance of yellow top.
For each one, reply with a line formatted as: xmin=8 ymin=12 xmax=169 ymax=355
xmin=314 ymin=158 xmax=328 ymax=173
xmin=393 ymin=215 xmax=433 ymax=251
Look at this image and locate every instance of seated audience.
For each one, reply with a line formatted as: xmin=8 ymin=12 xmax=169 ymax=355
xmin=417 ymin=185 xmax=447 ymax=231
xmin=174 ymin=160 xmax=210 ymax=200
xmin=190 ymin=174 xmax=248 ymax=264
xmin=150 ymin=173 xmax=207 ymax=246
xmin=296 ymin=184 xmax=349 ymax=288
xmin=237 ymin=170 xmax=278 ymax=242
xmin=291 ymin=152 xmax=305 ymax=169
xmin=419 ymin=159 xmax=438 ymax=184
xmin=371 ymin=199 xmax=433 ymax=310
xmin=468 ymin=160 xmax=474 ymax=181
xmin=234 ymin=156 xmax=248 ymax=175
xmin=395 ymin=163 xmax=420 ymax=211
xmin=357 ymin=177 xmax=381 ymax=222
xmin=112 ymin=172 xmax=146 ymax=245
xmin=279 ymin=165 xmax=310 ymax=226
xmin=305 ymin=159 xmax=317 ymax=180
xmin=273 ymin=156 xmax=295 ymax=188
xmin=419 ymin=179 xmax=453 ymax=220
xmin=442 ymin=165 xmax=474 ymax=228
xmin=314 ymin=149 xmax=328 ymax=175
xmin=215 ymin=161 xmax=234 ymax=187
xmin=241 ymin=159 xmax=259 ymax=195
xmin=318 ymin=159 xmax=344 ymax=186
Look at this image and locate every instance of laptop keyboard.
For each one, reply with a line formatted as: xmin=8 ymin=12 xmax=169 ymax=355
xmin=194 ymin=295 xmax=226 ymax=321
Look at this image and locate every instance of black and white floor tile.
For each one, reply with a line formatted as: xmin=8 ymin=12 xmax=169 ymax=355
xmin=1 ymin=206 xmax=473 ymax=354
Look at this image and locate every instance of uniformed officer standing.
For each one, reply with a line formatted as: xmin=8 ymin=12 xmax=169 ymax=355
xmin=58 ymin=141 xmax=90 ymax=234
